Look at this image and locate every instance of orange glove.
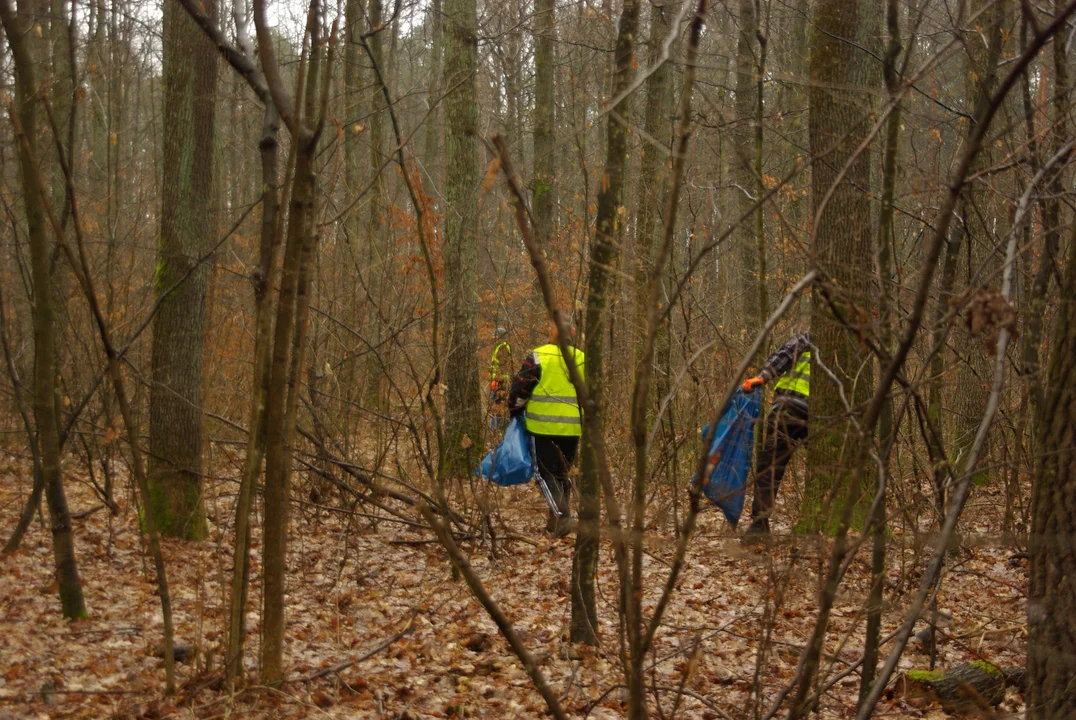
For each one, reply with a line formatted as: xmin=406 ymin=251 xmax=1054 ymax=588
xmin=490 ymin=380 xmax=499 ymax=391
xmin=741 ymin=376 xmax=764 ymax=392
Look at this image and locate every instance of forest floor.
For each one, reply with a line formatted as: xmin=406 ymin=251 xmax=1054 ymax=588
xmin=0 ymin=451 xmax=1030 ymax=719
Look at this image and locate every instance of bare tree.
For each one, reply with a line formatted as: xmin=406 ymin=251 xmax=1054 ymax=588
xmin=147 ymin=0 xmax=219 ymax=539
xmin=441 ymin=0 xmax=482 ymax=479
xmin=0 ymin=0 xmax=87 ymax=621
xmin=801 ymin=0 xmax=876 ymax=531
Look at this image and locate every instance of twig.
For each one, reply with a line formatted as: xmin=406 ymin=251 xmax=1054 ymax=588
xmin=300 ymin=614 xmax=417 ymax=681
xmin=71 ymin=505 xmax=105 ymax=520
xmin=419 ymin=501 xmax=569 ymax=720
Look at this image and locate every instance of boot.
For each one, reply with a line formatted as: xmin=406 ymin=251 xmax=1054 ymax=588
xmin=740 ymin=516 xmax=770 ymax=547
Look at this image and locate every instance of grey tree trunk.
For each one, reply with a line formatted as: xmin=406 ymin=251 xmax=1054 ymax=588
xmin=801 ymin=0 xmax=876 ymax=532
xmin=1026 ymin=208 xmax=1076 ymax=718
xmin=1019 ymin=0 xmax=1070 ymax=466
xmin=862 ymin=0 xmax=906 ymax=702
xmin=924 ymin=0 xmax=1003 ymax=521
xmin=532 ymin=0 xmax=556 ymax=250
xmin=423 ymin=0 xmax=443 ymax=194
xmin=632 ymin=0 xmax=674 ymax=362
xmin=259 ymin=23 xmax=331 ymax=684
xmin=733 ymin=0 xmax=760 ymax=324
xmin=571 ymin=0 xmax=640 ymax=650
xmin=442 ymin=0 xmax=482 ymax=478
xmin=0 ymin=0 xmax=87 ymax=620
xmin=951 ymin=0 xmax=1008 ymax=487
xmin=148 ymin=0 xmax=219 ymax=540
xmin=225 ymin=104 xmax=280 ymax=683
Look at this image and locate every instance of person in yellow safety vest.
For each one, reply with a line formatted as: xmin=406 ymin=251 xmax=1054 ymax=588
xmin=506 ymin=326 xmax=585 ymax=536
xmin=488 ymin=328 xmax=512 ymax=431
xmin=739 ymin=331 xmax=811 ymax=543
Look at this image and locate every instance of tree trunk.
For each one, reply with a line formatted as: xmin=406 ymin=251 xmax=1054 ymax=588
xmin=423 ymin=0 xmax=443 ymax=194
xmin=733 ymin=0 xmax=760 ymax=325
xmin=570 ymin=0 xmax=640 ymax=655
xmin=225 ymin=104 xmax=280 ymax=683
xmin=924 ymin=0 xmax=1003 ymax=524
xmin=1019 ymin=0 xmax=1070 ymax=479
xmin=344 ymin=0 xmax=365 ymax=236
xmin=442 ymin=0 xmax=482 ymax=478
xmin=363 ymin=0 xmax=388 ymax=421
xmin=632 ymin=0 xmax=674 ymax=363
xmin=801 ymin=0 xmax=875 ymax=533
xmin=862 ymin=0 xmax=906 ymax=702
xmin=1027 ymin=163 xmax=1076 ymax=717
xmin=1 ymin=272 xmax=45 ymax=554
xmin=532 ymin=0 xmax=556 ymax=251
xmin=148 ymin=0 xmax=219 ymax=540
xmin=0 ymin=0 xmax=87 ymax=620
xmin=951 ymin=0 xmax=1008 ymax=489
xmin=259 ymin=19 xmax=330 ymax=681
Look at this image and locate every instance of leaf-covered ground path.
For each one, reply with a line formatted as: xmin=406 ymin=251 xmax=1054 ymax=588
xmin=0 ymin=456 xmax=1028 ymax=719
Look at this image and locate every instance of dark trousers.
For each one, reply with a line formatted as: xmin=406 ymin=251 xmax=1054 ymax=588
xmin=750 ymin=399 xmax=809 ymax=520
xmin=533 ymin=435 xmax=578 ymax=516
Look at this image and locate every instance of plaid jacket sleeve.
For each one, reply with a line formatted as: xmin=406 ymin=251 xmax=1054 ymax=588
xmin=760 ymin=332 xmax=811 ymax=383
xmin=507 ymin=351 xmax=541 ymax=415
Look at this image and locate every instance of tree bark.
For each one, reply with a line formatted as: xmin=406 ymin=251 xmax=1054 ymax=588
xmin=1019 ymin=0 xmax=1070 ymax=478
xmin=632 ymin=0 xmax=674 ymax=363
xmin=951 ymin=0 xmax=1008 ymax=488
xmin=258 ymin=8 xmax=331 ymax=682
xmin=1027 ymin=153 xmax=1076 ymax=717
xmin=924 ymin=0 xmax=1003 ymax=524
xmin=532 ymin=0 xmax=556 ymax=251
xmin=423 ymin=0 xmax=443 ymax=193
xmin=862 ymin=0 xmax=907 ymax=702
xmin=901 ymin=661 xmax=1012 ymax=713
xmin=570 ymin=0 xmax=640 ymax=654
xmin=225 ymin=103 xmax=280 ymax=683
xmin=344 ymin=0 xmax=365 ymax=239
xmin=801 ymin=0 xmax=876 ymax=532
xmin=0 ymin=0 xmax=87 ymax=620
xmin=148 ymin=0 xmax=219 ymax=539
xmin=442 ymin=0 xmax=482 ymax=478
xmin=734 ymin=0 xmax=760 ymax=325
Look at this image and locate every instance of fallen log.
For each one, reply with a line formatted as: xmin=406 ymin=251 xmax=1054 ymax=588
xmin=900 ymin=660 xmax=1023 ymax=714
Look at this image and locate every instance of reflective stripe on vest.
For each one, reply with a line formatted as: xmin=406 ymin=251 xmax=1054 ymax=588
xmin=489 ymin=341 xmax=512 ymax=382
xmin=774 ymin=351 xmax=810 ymax=397
xmin=525 ymin=344 xmax=585 ymax=437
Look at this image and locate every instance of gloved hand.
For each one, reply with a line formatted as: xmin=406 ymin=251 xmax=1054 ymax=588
xmin=741 ymin=375 xmax=764 ymax=392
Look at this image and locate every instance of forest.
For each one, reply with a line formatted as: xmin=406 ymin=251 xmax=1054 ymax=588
xmin=0 ymin=0 xmax=1074 ymax=716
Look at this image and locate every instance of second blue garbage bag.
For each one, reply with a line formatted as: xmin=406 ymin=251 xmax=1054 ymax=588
xmin=698 ymin=388 xmax=762 ymax=528
xmin=476 ymin=415 xmax=535 ymax=487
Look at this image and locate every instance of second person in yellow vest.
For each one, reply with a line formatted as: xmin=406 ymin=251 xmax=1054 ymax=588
xmin=506 ymin=327 xmax=585 ymax=536
xmin=740 ymin=331 xmax=811 ymax=542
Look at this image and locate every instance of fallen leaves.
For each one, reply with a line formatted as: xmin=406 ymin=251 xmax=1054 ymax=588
xmin=0 ymin=454 xmax=1032 ymax=719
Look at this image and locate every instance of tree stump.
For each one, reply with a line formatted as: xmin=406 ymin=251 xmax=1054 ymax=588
xmin=901 ymin=661 xmax=1019 ymax=714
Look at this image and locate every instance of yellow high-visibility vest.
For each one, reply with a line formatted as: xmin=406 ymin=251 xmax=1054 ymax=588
xmin=774 ymin=351 xmax=810 ymax=397
xmin=525 ymin=344 xmax=585 ymax=437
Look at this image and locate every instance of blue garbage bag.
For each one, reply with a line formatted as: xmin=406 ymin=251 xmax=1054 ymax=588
xmin=476 ymin=415 xmax=535 ymax=487
xmin=698 ymin=388 xmax=762 ymax=528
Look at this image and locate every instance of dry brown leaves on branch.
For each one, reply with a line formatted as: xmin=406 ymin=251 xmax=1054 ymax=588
xmin=964 ymin=287 xmax=1019 ymax=353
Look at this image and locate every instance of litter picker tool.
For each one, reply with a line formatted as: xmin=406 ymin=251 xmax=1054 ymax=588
xmin=530 ymin=436 xmax=567 ymax=518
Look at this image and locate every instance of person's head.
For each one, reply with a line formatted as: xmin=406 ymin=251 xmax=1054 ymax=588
xmin=493 ymin=326 xmax=507 ymax=340
xmin=547 ymin=319 xmax=577 ymax=345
